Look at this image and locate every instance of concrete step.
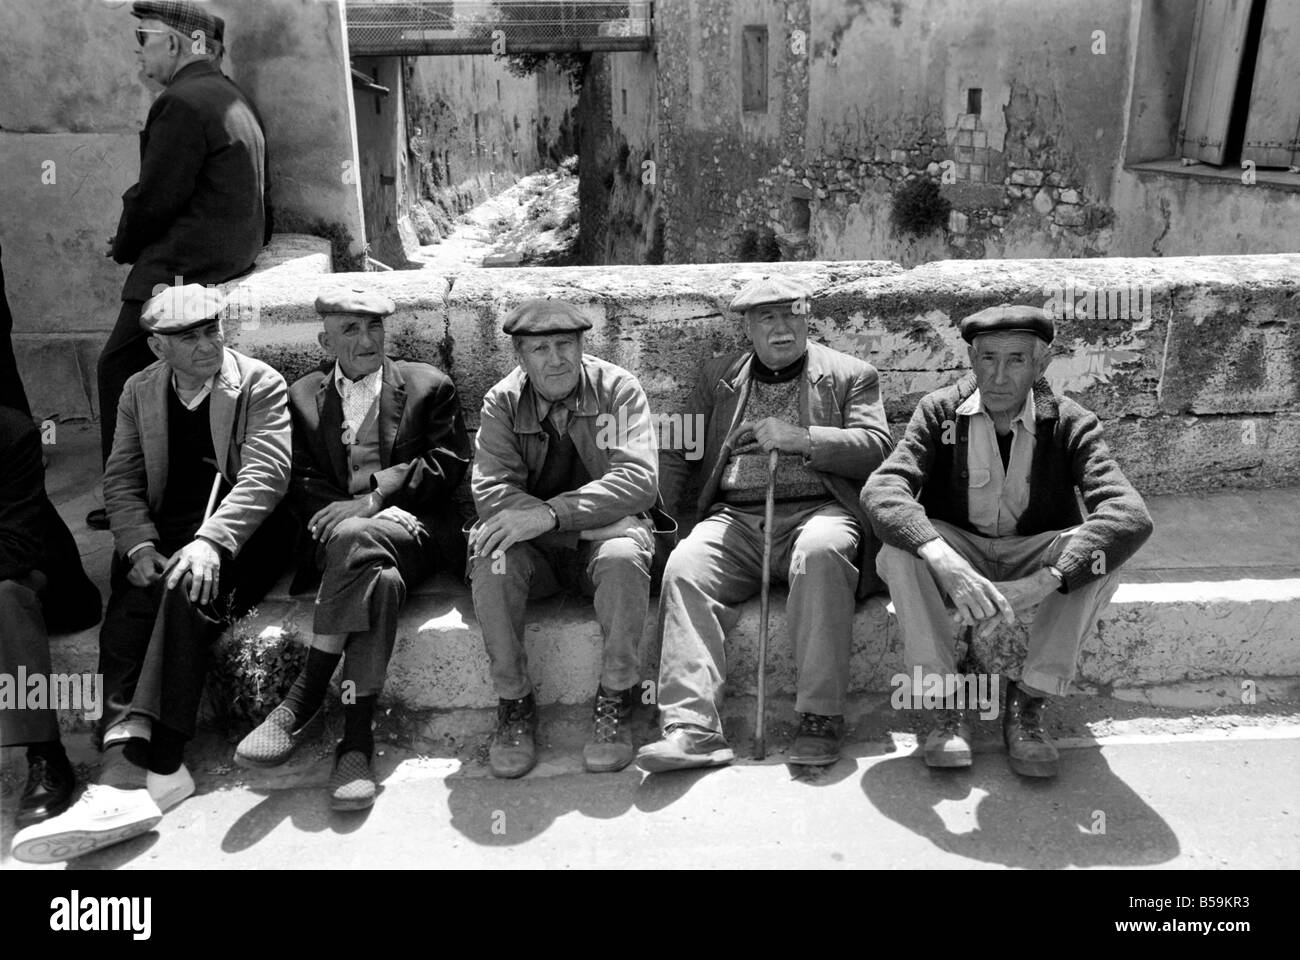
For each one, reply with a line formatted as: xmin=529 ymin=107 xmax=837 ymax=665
xmin=44 ymin=488 xmax=1300 ymax=729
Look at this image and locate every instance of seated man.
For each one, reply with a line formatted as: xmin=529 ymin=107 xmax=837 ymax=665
xmin=1 ymin=406 xmax=102 ymax=842
xmin=236 ymin=287 xmax=471 ymax=811
xmin=862 ymin=305 xmax=1153 ymax=778
xmin=13 ymin=284 xmax=294 ymax=862
xmin=638 ymin=276 xmax=893 ymax=773
xmin=470 ymin=299 xmax=660 ymax=778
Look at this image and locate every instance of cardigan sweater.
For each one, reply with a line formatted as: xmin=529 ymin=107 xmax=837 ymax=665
xmin=860 ymin=374 xmax=1154 ymax=593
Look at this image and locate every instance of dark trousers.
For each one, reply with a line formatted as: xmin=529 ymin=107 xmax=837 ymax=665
xmin=0 ymin=243 xmax=32 ymax=418
xmin=96 ymin=300 xmax=151 ymax=465
xmin=0 ymin=576 xmax=58 ymax=746
xmin=96 ymin=507 xmax=294 ymax=746
xmin=310 ymin=516 xmax=435 ymax=697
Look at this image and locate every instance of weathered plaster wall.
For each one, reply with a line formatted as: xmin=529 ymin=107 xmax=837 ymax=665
xmin=353 ymin=56 xmax=417 ymax=267
xmin=0 ymin=0 xmax=364 ymax=421
xmin=228 ymin=254 xmax=1300 ymax=500
xmin=640 ymin=0 xmax=1300 ymax=267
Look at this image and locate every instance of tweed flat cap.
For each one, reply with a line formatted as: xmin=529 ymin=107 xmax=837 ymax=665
xmin=140 ymin=283 xmax=226 ymax=334
xmin=730 ymin=275 xmax=810 ymax=314
xmin=314 ymin=286 xmax=396 ymax=318
xmin=502 ymin=298 xmax=592 ymax=335
xmin=960 ymin=304 xmax=1055 ymax=344
xmin=131 ymin=1 xmax=220 ymax=43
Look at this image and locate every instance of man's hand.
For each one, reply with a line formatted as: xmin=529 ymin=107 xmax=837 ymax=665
xmin=730 ymin=418 xmax=810 ymax=455
xmin=165 ymin=538 xmax=222 ymax=604
xmin=308 ymin=492 xmax=382 ymax=542
xmin=918 ymin=537 xmax=1014 ymax=635
xmin=375 ymin=505 xmax=422 ymax=537
xmin=127 ymin=546 xmax=169 ymax=588
xmin=579 ymin=515 xmax=653 ymax=552
xmin=469 ymin=505 xmax=555 ymax=559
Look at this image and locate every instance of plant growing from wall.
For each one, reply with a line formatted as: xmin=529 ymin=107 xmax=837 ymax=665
xmin=205 ymin=611 xmax=308 ymax=732
xmin=277 ymin=213 xmax=369 ymax=272
xmin=891 ymin=178 xmax=951 ymax=237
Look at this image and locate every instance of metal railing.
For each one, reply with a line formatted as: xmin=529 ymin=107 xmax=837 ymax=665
xmin=346 ymin=1 xmax=653 ymax=56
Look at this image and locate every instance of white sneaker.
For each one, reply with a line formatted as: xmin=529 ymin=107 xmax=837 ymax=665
xmin=147 ymin=764 xmax=195 ymax=812
xmin=10 ymin=784 xmax=162 ymax=864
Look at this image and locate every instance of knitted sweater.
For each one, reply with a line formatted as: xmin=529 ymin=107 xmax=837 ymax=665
xmin=861 ymin=375 xmax=1154 ymax=593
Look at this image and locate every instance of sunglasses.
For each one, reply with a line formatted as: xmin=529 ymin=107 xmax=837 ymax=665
xmin=134 ymin=27 xmax=170 ymax=46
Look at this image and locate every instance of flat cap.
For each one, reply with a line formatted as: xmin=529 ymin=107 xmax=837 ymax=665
xmin=729 ymin=275 xmax=810 ymax=314
xmin=314 ymin=286 xmax=396 ymax=318
xmin=502 ymin=298 xmax=592 ymax=335
xmin=960 ymin=304 xmax=1055 ymax=344
xmin=140 ymin=283 xmax=226 ymax=334
xmin=131 ymin=1 xmax=221 ymax=43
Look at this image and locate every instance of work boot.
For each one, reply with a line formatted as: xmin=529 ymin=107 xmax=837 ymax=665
xmin=788 ymin=713 xmax=845 ymax=766
xmin=489 ymin=693 xmax=538 ymax=779
xmin=16 ymin=749 xmax=77 ymax=828
xmin=923 ymin=709 xmax=973 ymax=768
xmin=1003 ymin=681 xmax=1059 ymax=778
xmin=583 ymin=685 xmax=637 ymax=773
xmin=635 ymin=723 xmax=734 ymax=774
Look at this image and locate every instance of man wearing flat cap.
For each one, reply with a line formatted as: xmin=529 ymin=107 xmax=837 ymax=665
xmin=12 ymin=283 xmax=294 ymax=863
xmin=90 ymin=0 xmax=271 ymax=529
xmin=862 ymin=304 xmax=1153 ymax=779
xmin=235 ymin=286 xmax=471 ymax=810
xmin=470 ymin=298 xmax=663 ymax=778
xmin=638 ymin=275 xmax=894 ymax=773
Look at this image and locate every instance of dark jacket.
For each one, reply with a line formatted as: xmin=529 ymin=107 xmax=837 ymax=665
xmin=0 ymin=406 xmax=101 ymax=632
xmin=112 ymin=60 xmax=267 ymax=302
xmin=861 ymin=374 xmax=1154 ymax=593
xmin=659 ymin=341 xmax=895 ymax=599
xmin=288 ymin=358 xmax=472 ymax=590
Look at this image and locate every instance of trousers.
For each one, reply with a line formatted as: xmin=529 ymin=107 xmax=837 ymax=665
xmin=95 ymin=300 xmax=151 ymax=465
xmin=656 ymin=500 xmax=861 ymax=734
xmin=470 ymin=535 xmax=652 ymax=700
xmin=876 ymin=518 xmax=1120 ymax=697
xmin=0 ymin=576 xmax=58 ymax=746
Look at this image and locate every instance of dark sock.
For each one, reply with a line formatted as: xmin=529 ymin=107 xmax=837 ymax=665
xmin=282 ymin=648 xmax=342 ymax=725
xmin=99 ymin=740 xmax=149 ymax=790
xmin=27 ymin=739 xmax=69 ymax=766
xmin=149 ymin=726 xmax=186 ymax=775
xmin=340 ymin=695 xmax=376 ymax=755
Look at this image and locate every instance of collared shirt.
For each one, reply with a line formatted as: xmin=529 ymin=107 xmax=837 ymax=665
xmin=532 ymin=384 xmax=579 ymax=436
xmin=334 ymin=363 xmax=383 ymax=442
xmin=171 ymin=373 xmax=215 ymax=411
xmin=958 ymin=387 xmax=1037 ymax=537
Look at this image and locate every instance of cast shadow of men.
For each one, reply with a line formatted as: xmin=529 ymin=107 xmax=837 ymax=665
xmin=860 ymin=742 xmax=1180 ymax=868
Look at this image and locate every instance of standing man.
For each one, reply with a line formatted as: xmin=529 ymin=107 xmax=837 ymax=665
xmin=91 ymin=1 xmax=269 ymax=527
xmin=470 ymin=300 xmax=661 ymax=778
xmin=637 ymin=276 xmax=893 ymax=773
xmin=12 ymin=284 xmax=294 ymax=863
xmin=235 ymin=287 xmax=472 ymax=811
xmin=0 ymin=406 xmax=102 ymax=847
xmin=863 ymin=305 xmax=1153 ymax=778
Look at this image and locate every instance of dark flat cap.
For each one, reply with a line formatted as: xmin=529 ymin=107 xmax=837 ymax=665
xmin=140 ymin=283 xmax=226 ymax=334
xmin=131 ymin=2 xmax=220 ymax=43
xmin=960 ymin=304 xmax=1055 ymax=344
xmin=314 ymin=286 xmax=396 ymax=318
xmin=502 ymin=298 xmax=592 ymax=335
xmin=730 ymin=275 xmax=810 ymax=314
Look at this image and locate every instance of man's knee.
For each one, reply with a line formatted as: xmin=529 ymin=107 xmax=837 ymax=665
xmin=875 ymin=542 xmax=921 ymax=580
xmin=325 ymin=516 xmax=378 ymax=559
xmin=589 ymin=536 xmax=651 ymax=581
xmin=469 ymin=543 xmax=534 ymax=588
xmin=0 ymin=578 xmax=36 ymax=607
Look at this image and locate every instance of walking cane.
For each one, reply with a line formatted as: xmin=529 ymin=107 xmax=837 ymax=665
xmin=754 ymin=448 xmax=779 ymax=760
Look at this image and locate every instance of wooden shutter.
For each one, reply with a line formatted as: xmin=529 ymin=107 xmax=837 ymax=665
xmin=1178 ymin=0 xmax=1255 ymax=164
xmin=742 ymin=26 xmax=768 ymax=113
xmin=1241 ymin=0 xmax=1300 ymax=168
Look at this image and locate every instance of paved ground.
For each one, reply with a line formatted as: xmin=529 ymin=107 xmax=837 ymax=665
xmin=2 ymin=726 xmax=1297 ymax=870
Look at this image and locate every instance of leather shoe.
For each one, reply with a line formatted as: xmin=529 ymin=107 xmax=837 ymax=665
xmin=789 ymin=713 xmax=845 ymax=766
xmin=489 ymin=694 xmax=538 ymax=779
xmin=635 ymin=723 xmax=734 ymax=773
xmin=923 ymin=710 xmax=973 ymax=768
xmin=583 ymin=685 xmax=637 ymax=773
xmin=16 ymin=750 xmax=77 ymax=828
xmin=1003 ymin=681 xmax=1059 ymax=778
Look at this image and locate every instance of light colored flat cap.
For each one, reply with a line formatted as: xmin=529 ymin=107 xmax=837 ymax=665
xmin=729 ymin=275 xmax=811 ymax=314
xmin=314 ymin=286 xmax=397 ymax=318
xmin=502 ymin=298 xmax=592 ymax=335
xmin=140 ymin=283 xmax=226 ymax=334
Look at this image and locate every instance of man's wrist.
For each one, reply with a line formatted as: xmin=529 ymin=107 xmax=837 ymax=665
xmin=543 ymin=502 xmax=559 ymax=531
xmin=1044 ymin=565 xmax=1067 ymax=593
xmin=126 ymin=541 xmax=156 ymax=561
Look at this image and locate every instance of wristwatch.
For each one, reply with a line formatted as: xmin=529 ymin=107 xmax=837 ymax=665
xmin=1046 ymin=565 xmax=1066 ymax=592
xmin=544 ymin=503 xmax=559 ymax=531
